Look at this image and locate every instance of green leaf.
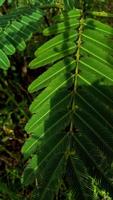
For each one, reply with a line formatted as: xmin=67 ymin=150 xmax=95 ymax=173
xmin=21 ymin=137 xmax=38 ymax=159
xmin=85 ymin=18 xmax=113 ymax=35
xmin=23 ymin=8 xmax=113 ymax=199
xmin=22 ymin=155 xmax=38 ymax=185
xmin=28 ymin=58 xmax=75 ymax=92
xmin=69 ymin=156 xmax=93 ymax=199
xmin=80 ymin=57 xmax=113 ymax=83
xmin=29 ymin=73 xmax=73 ymax=113
xmin=29 ymin=41 xmax=76 ymax=68
xmin=0 ymin=38 xmax=15 ymax=55
xmin=0 ymin=0 xmax=5 ymax=6
xmin=0 ymin=5 xmax=43 ymax=70
xmin=0 ymin=49 xmax=10 ymax=69
xmin=35 ymin=30 xmax=76 ymax=56
xmin=43 ymin=18 xmax=79 ymax=36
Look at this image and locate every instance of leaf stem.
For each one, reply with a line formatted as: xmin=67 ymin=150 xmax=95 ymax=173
xmin=69 ymin=1 xmax=85 ymax=134
xmin=88 ymin=11 xmax=113 ymax=18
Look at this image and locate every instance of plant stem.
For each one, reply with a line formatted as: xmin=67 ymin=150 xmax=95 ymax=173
xmin=88 ymin=11 xmax=113 ymax=17
xmin=70 ymin=0 xmax=84 ymax=134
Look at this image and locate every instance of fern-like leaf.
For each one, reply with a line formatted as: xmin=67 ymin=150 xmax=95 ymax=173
xmin=0 ymin=4 xmax=43 ymax=70
xmin=22 ymin=8 xmax=113 ymax=199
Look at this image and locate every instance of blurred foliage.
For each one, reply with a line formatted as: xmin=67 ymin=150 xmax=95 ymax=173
xmin=0 ymin=0 xmax=45 ymax=195
xmin=0 ymin=57 xmax=31 ymax=199
xmin=0 ymin=0 xmax=113 ymax=199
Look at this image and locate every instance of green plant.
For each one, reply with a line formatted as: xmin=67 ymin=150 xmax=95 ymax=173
xmin=0 ymin=1 xmax=44 ymax=69
xmin=0 ymin=0 xmax=5 ymax=6
xmin=0 ymin=0 xmax=113 ymax=199
xmin=20 ymin=1 xmax=113 ymax=200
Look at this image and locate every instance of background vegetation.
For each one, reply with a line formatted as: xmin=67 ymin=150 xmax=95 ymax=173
xmin=0 ymin=0 xmax=113 ymax=199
